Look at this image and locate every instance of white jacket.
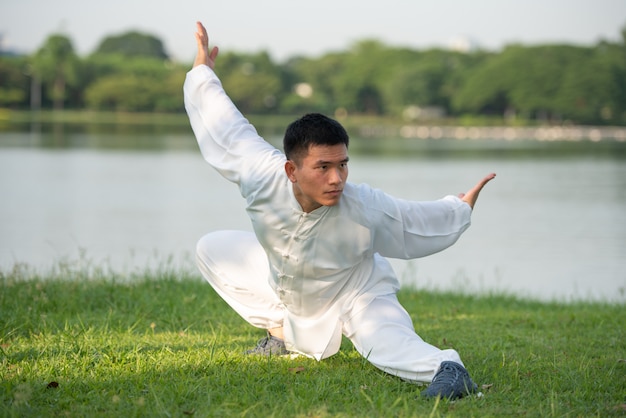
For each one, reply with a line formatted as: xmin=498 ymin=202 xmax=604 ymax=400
xmin=184 ymin=65 xmax=472 ymax=360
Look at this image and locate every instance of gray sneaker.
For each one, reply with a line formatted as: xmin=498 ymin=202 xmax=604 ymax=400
xmin=421 ymin=361 xmax=478 ymax=399
xmin=245 ymin=334 xmax=290 ymax=356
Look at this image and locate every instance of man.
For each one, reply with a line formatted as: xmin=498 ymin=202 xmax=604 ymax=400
xmin=184 ymin=21 xmax=496 ymax=399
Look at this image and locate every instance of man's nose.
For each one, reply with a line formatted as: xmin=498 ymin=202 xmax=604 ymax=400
xmin=329 ymin=167 xmax=342 ymax=184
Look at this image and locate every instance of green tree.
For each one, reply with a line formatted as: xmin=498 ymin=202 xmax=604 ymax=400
xmin=450 ymin=50 xmax=509 ymax=117
xmin=84 ymin=65 xmax=188 ymax=112
xmin=555 ymin=42 xmax=624 ymax=123
xmin=32 ymin=34 xmax=80 ymax=110
xmin=84 ymin=74 xmax=155 ymax=111
xmin=280 ymin=53 xmax=347 ymax=114
xmin=217 ymin=51 xmax=284 ymax=114
xmin=609 ymin=24 xmax=626 ymax=122
xmin=382 ymin=49 xmax=482 ymax=117
xmin=0 ymin=57 xmax=30 ymax=108
xmin=331 ymin=40 xmax=393 ymax=114
xmin=82 ymin=53 xmax=187 ymax=112
xmin=452 ymin=44 xmax=606 ymax=122
xmin=94 ymin=31 xmax=169 ymax=60
xmin=82 ymin=54 xmax=174 ymax=92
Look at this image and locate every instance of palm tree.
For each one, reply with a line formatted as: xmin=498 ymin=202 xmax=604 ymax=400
xmin=32 ymin=34 xmax=79 ymax=110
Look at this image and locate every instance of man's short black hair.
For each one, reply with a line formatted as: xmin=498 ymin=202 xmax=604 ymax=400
xmin=283 ymin=113 xmax=349 ymax=163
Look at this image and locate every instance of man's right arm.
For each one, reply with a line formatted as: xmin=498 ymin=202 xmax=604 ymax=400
xmin=184 ymin=22 xmax=282 ymax=187
xmin=184 ymin=21 xmax=281 ymax=187
xmin=184 ymin=61 xmax=281 ymax=191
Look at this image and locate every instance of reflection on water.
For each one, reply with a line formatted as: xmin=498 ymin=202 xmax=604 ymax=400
xmin=1 ymin=124 xmax=625 ymax=303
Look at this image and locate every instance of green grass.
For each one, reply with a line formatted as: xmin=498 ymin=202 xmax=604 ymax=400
xmin=1 ymin=265 xmax=624 ymax=417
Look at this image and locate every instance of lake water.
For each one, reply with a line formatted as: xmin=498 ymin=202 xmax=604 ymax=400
xmin=1 ymin=127 xmax=625 ymax=303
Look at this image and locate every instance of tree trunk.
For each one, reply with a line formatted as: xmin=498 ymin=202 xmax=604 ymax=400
xmin=53 ymin=76 xmax=65 ymax=111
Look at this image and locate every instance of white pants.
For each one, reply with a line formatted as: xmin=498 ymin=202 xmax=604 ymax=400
xmin=196 ymin=230 xmax=464 ymax=383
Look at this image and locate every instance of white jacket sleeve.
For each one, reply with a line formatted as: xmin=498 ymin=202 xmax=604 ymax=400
xmin=367 ymin=185 xmax=472 ymax=259
xmin=183 ymin=65 xmax=281 ymax=187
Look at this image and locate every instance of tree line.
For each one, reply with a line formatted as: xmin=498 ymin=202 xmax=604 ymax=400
xmin=1 ymin=26 xmax=625 ymax=125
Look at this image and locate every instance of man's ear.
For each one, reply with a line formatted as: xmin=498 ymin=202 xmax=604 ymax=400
xmin=285 ymin=160 xmax=297 ymax=183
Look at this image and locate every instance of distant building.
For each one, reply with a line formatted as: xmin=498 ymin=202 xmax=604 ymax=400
xmin=448 ymin=36 xmax=480 ymax=53
xmin=403 ymin=105 xmax=446 ymax=121
xmin=0 ymin=33 xmax=23 ymax=57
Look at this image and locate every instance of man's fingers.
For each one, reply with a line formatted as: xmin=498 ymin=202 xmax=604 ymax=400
xmin=209 ymin=46 xmax=219 ymax=62
xmin=196 ymin=21 xmax=207 ymax=37
xmin=474 ymin=173 xmax=496 ymax=192
xmin=479 ymin=173 xmax=496 ymax=186
xmin=193 ymin=21 xmax=218 ymax=69
xmin=461 ymin=173 xmax=496 ymax=208
xmin=195 ymin=21 xmax=208 ymax=45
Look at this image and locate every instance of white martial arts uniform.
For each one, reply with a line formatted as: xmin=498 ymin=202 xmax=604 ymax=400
xmin=184 ymin=64 xmax=472 ymax=383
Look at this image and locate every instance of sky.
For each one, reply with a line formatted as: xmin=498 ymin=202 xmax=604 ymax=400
xmin=1 ymin=0 xmax=625 ymax=62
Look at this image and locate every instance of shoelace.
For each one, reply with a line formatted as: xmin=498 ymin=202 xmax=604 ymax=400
xmin=257 ymin=336 xmax=271 ymax=347
xmin=431 ymin=363 xmax=461 ymax=386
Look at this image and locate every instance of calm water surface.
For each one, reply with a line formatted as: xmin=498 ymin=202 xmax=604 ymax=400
xmin=1 ymin=130 xmax=625 ymax=303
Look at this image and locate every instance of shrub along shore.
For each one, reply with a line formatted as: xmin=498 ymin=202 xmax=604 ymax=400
xmin=1 ymin=269 xmax=625 ymax=417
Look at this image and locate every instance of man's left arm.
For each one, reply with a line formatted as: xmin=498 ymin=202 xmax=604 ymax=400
xmin=371 ymin=173 xmax=495 ymax=259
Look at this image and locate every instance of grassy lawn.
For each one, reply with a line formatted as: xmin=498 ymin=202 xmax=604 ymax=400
xmin=1 ymin=266 xmax=624 ymax=417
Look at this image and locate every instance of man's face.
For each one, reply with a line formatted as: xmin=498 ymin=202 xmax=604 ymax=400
xmin=285 ymin=143 xmax=349 ymax=213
